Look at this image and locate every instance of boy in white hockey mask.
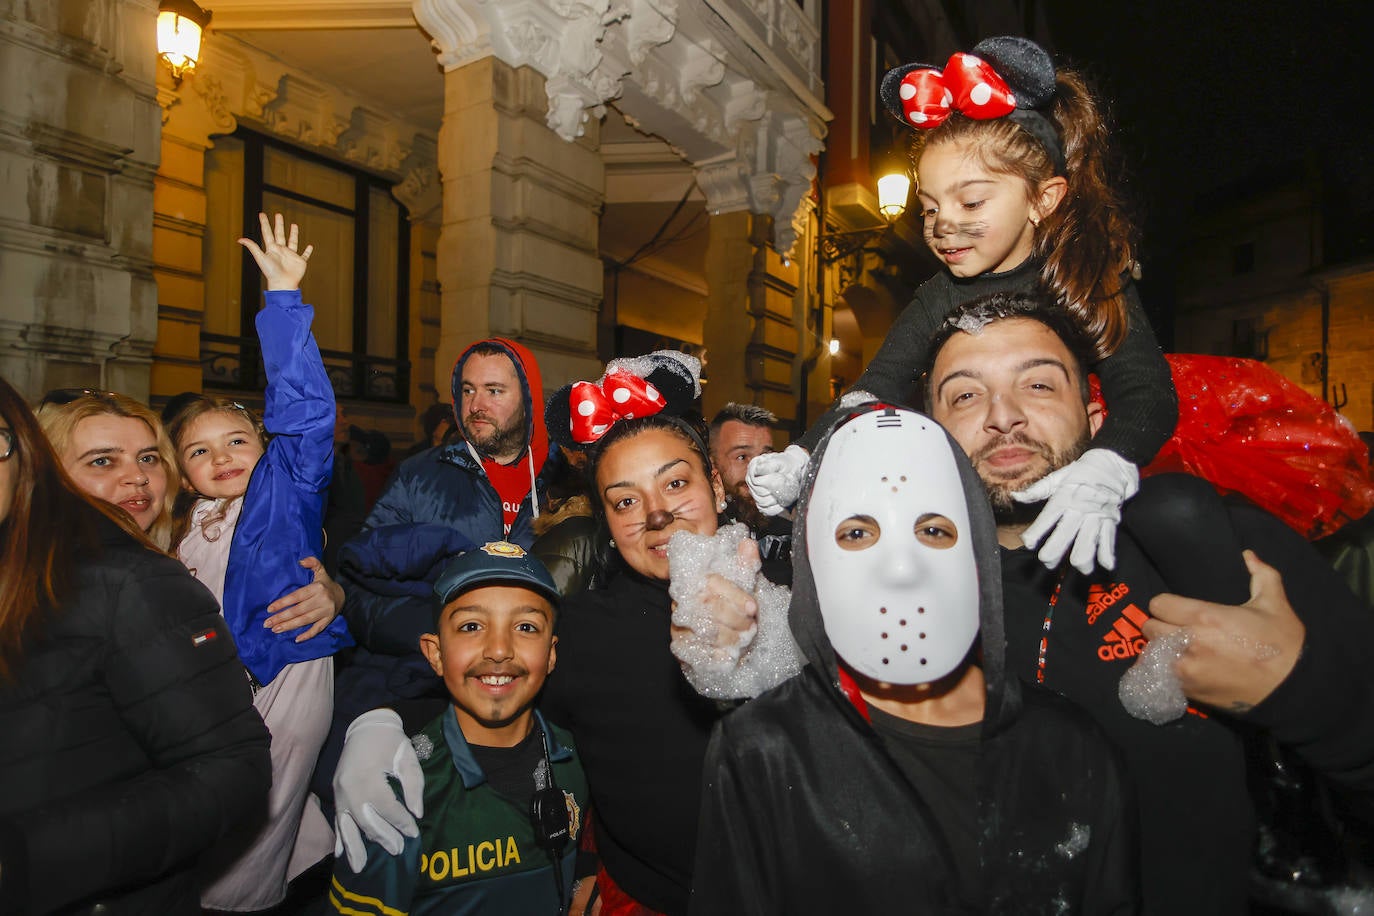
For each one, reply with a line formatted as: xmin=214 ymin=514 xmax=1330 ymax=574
xmin=688 ymin=404 xmax=1139 ymax=914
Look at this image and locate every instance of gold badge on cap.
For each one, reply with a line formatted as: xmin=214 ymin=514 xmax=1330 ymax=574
xmin=481 ymin=541 xmax=526 ymax=558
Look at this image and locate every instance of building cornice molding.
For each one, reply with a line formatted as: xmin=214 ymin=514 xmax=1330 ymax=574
xmin=197 ymin=0 xmax=420 ymax=30
xmin=159 ymin=33 xmax=439 ymax=220
xmin=415 ymin=0 xmax=826 ymax=253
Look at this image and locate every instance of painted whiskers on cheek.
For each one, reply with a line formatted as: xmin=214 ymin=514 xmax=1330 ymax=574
xmin=645 ymin=494 xmax=708 ymax=531
xmin=671 ymin=492 xmax=712 ymax=521
xmin=925 ymin=218 xmax=988 ymax=242
xmin=957 ymin=220 xmax=989 ymax=238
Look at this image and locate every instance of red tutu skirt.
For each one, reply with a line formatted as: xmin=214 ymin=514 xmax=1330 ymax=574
xmin=1095 ymin=354 xmax=1374 ymax=540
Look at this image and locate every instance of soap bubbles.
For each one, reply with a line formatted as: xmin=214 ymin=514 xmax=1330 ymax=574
xmin=668 ymin=523 xmax=803 ymax=700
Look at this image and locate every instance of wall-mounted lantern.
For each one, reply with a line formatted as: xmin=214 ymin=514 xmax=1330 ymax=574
xmin=819 ymin=168 xmax=910 ymax=264
xmin=157 ymin=0 xmax=212 ymax=83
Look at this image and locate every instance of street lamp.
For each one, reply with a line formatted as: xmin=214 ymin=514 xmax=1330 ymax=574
xmin=876 ymin=172 xmax=911 ymax=221
xmin=818 ymin=168 xmax=910 ymax=265
xmin=157 ymin=0 xmax=212 ymax=83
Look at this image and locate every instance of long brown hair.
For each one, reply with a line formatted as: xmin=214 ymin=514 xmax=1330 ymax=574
xmin=0 ymin=376 xmax=153 ymax=681
xmin=910 ymin=69 xmax=1136 ymax=360
xmin=35 ymin=391 xmax=180 ymax=550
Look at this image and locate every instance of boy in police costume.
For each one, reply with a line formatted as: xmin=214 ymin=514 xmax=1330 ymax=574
xmin=328 ymin=542 xmax=590 ymax=915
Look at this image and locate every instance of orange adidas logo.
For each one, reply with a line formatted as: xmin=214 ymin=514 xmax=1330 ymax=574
xmin=1097 ymin=603 xmax=1150 ymax=661
xmin=1086 ymin=582 xmax=1130 ymax=625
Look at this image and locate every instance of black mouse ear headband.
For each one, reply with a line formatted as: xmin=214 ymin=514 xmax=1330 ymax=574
xmin=879 ymin=36 xmax=1065 ymax=174
xmin=545 ymin=350 xmax=702 ymax=451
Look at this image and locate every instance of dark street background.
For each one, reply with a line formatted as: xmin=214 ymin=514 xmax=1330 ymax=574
xmin=1045 ymin=0 xmax=1373 ymax=342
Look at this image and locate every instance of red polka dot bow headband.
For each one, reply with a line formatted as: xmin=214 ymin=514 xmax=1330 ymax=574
xmin=568 ymin=368 xmax=667 ymax=444
xmin=879 ymin=36 xmax=1066 ymax=174
xmin=896 ymin=52 xmax=1017 ymax=129
xmin=545 ymin=350 xmax=702 ymax=450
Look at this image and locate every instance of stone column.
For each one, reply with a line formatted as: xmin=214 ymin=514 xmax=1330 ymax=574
xmin=0 ymin=0 xmax=162 ymax=401
xmin=433 ymin=57 xmax=603 ymax=395
xmin=701 ymin=212 xmax=801 ymax=435
xmin=749 ymin=222 xmax=804 ymax=432
xmin=701 ymin=211 xmax=752 ymax=416
xmin=1327 ymin=273 xmax=1374 ymax=430
xmin=150 ymin=125 xmax=211 ymax=402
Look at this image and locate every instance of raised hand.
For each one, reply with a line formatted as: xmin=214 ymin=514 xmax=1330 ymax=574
xmin=670 ymin=537 xmax=762 ymax=655
xmin=669 ymin=528 xmax=802 ymax=699
xmin=239 ymin=211 xmax=314 ymax=291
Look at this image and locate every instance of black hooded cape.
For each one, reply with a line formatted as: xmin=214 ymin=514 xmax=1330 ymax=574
xmin=689 ymin=408 xmax=1139 ymax=914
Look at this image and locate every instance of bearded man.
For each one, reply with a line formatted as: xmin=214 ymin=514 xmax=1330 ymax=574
xmin=916 ymin=292 xmax=1373 ymax=915
xmin=707 ymin=403 xmax=775 ymax=527
xmin=708 ymin=403 xmax=794 ymax=583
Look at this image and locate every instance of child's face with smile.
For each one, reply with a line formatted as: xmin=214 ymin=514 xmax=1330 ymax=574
xmin=420 ymin=585 xmax=557 ymax=748
xmin=916 ymin=140 xmax=1042 ymax=278
xmin=179 ymin=410 xmax=265 ymax=500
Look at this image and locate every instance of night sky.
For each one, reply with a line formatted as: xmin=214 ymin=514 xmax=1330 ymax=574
xmin=1045 ymin=0 xmax=1373 ymax=336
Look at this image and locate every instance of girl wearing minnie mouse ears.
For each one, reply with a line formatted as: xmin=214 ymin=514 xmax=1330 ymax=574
xmin=750 ymin=36 xmax=1249 ymax=590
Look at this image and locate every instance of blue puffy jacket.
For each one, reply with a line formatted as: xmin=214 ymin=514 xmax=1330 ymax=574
xmin=340 ymin=441 xmax=557 ymax=654
xmin=224 ymin=289 xmax=353 ymax=685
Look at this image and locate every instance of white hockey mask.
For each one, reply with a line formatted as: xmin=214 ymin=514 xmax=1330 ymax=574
xmin=805 ymin=407 xmax=980 ymax=685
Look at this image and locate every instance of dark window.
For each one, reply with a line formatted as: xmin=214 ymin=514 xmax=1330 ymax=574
xmin=201 ymin=128 xmax=410 ymax=403
xmin=1230 ymin=317 xmax=1266 ymax=360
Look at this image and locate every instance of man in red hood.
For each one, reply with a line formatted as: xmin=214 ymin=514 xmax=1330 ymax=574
xmin=451 ymin=339 xmax=550 ymax=536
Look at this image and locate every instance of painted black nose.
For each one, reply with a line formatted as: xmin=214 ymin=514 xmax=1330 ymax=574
xmin=645 ymin=509 xmax=675 ymax=530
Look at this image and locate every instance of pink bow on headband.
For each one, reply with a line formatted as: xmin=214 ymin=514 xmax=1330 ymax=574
xmin=568 ymin=367 xmax=667 ymax=444
xmin=897 ymin=52 xmax=1017 ymax=129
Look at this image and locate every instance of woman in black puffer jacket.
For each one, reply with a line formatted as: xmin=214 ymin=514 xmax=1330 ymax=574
xmin=0 ymin=377 xmax=271 ymax=915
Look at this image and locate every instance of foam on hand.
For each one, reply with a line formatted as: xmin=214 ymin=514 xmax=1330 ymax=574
xmin=667 ymin=523 xmax=802 ymax=700
xmin=1117 ymin=628 xmax=1191 ymax=724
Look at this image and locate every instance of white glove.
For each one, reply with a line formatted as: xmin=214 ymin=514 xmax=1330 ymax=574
xmin=745 ymin=444 xmax=810 ymax=517
xmin=1011 ymin=448 xmax=1139 ymax=575
xmin=333 ymin=708 xmax=424 ymax=873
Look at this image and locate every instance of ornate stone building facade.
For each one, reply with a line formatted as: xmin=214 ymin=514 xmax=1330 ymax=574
xmin=3 ymin=0 xmax=832 ymax=444
xmin=2 ymin=0 xmax=163 ymax=401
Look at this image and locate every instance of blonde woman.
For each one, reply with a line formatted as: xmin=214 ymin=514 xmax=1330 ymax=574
xmin=36 ymin=388 xmax=178 ymax=549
